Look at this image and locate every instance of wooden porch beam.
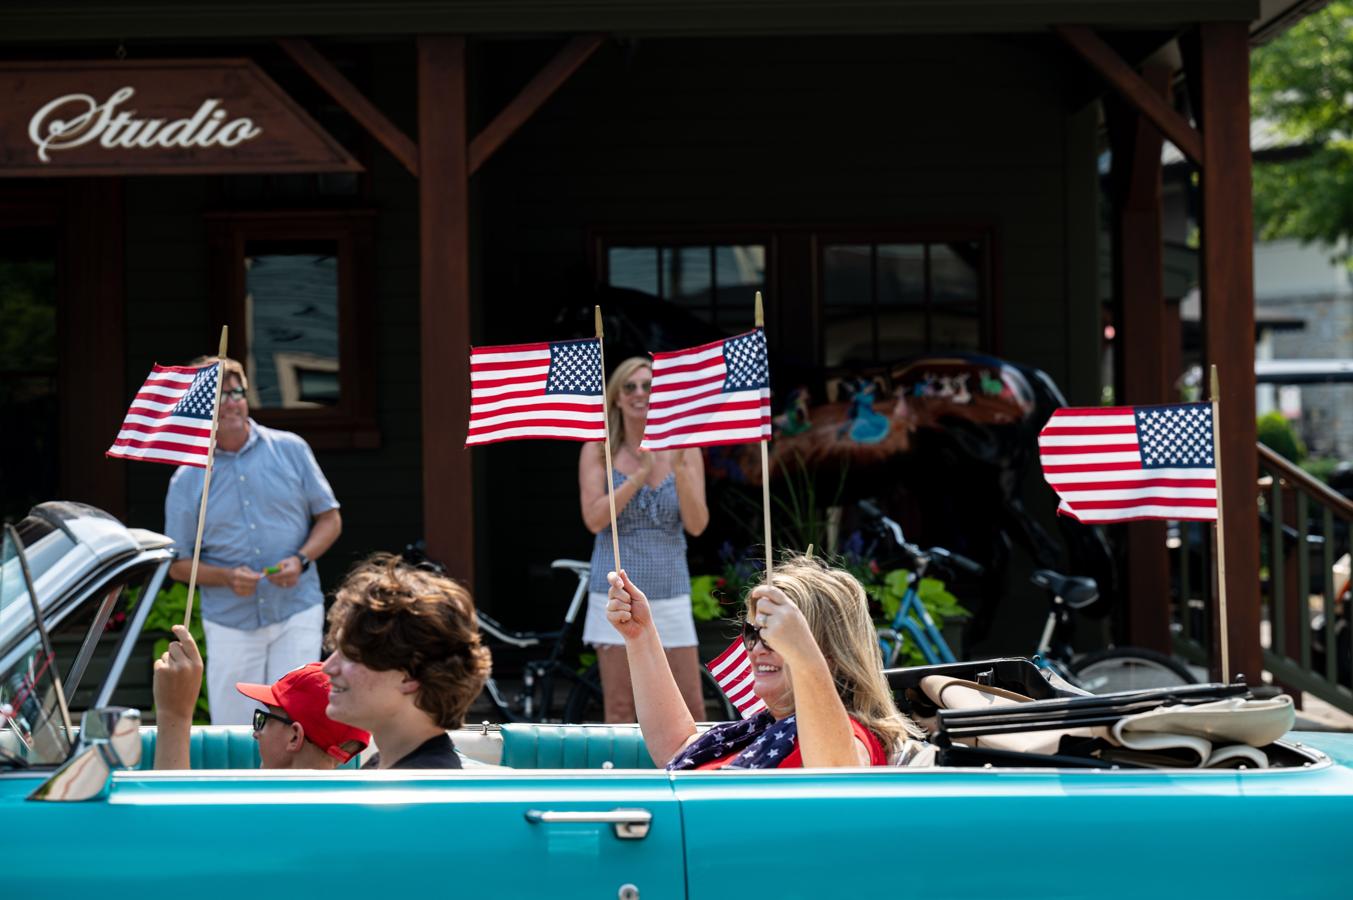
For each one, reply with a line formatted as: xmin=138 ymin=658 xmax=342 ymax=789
xmin=417 ymin=36 xmax=473 ymax=582
xmin=468 ymin=35 xmax=604 ymax=175
xmin=1107 ymin=66 xmax=1173 ymax=654
xmin=1054 ymin=25 xmax=1204 ymax=166
xmin=1197 ymin=21 xmax=1261 ymax=684
xmin=279 ymin=37 xmax=421 ymax=177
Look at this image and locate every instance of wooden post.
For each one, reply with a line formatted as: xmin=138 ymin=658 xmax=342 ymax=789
xmin=1107 ymin=67 xmax=1173 ymax=654
xmin=755 ymin=292 xmax=772 ymax=576
xmin=1197 ymin=22 xmax=1261 ymax=683
xmin=595 ymin=306 xmax=622 ymax=573
xmin=418 ymin=37 xmax=474 ymax=582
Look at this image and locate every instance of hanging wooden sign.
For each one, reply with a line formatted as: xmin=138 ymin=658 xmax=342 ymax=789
xmin=0 ymin=59 xmax=362 ymax=176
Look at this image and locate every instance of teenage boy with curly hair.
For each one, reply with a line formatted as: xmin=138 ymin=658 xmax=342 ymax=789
xmin=322 ymin=553 xmax=492 ymax=769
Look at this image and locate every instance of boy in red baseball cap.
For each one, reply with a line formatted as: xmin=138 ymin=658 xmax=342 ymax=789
xmin=152 ymin=625 xmax=369 ymax=769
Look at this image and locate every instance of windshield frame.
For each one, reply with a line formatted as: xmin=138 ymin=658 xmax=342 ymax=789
xmin=1 ymin=524 xmax=73 ymax=768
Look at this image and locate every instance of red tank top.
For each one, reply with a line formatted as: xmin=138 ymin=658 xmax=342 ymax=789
xmin=694 ymin=717 xmax=887 ymax=770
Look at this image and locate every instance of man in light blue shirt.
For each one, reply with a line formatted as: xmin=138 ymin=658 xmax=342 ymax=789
xmin=164 ymin=357 xmax=342 ymax=726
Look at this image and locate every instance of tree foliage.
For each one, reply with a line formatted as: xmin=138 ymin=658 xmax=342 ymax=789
xmin=1251 ymin=2 xmax=1353 ymax=248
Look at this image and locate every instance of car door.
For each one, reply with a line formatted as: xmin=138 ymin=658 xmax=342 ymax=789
xmin=672 ymin=765 xmax=1353 ymax=900
xmin=3 ymin=767 xmax=686 ymax=900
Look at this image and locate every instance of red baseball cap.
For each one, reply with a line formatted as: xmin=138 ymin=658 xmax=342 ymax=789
xmin=236 ymin=663 xmax=370 ymax=763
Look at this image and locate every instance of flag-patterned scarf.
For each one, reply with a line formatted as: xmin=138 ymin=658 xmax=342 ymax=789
xmin=667 ymin=711 xmax=798 ymax=770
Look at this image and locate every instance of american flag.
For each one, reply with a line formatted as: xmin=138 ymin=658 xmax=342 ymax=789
xmin=707 ymin=639 xmax=767 ymax=719
xmin=466 ymin=338 xmax=606 ymax=446
xmin=640 ymin=328 xmax=772 ymax=451
xmin=1038 ymin=402 xmax=1218 ymax=523
xmin=106 ymin=363 xmax=220 ymax=468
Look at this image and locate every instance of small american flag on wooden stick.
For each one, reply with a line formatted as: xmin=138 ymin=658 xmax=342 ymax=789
xmin=107 ymin=363 xmax=220 ymax=468
xmin=640 ymin=328 xmax=771 ymax=451
xmin=1038 ymin=402 xmax=1218 ymax=523
xmin=466 ymin=338 xmax=606 ymax=445
xmin=708 ymin=639 xmax=767 ymax=719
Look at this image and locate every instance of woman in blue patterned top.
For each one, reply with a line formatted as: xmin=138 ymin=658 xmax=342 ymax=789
xmin=579 ymin=356 xmax=710 ymax=723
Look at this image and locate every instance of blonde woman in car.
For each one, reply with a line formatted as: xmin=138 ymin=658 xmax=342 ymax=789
xmin=606 ymin=553 xmax=919 ymax=769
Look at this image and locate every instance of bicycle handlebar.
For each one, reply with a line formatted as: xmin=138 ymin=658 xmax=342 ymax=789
xmin=929 ymin=547 xmax=985 ymax=577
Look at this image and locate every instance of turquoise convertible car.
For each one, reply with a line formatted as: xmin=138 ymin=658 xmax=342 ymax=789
xmin=3 ymin=503 xmax=1352 ymax=900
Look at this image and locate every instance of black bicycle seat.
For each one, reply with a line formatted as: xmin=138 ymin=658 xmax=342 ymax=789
xmin=1031 ymin=569 xmax=1099 ymax=608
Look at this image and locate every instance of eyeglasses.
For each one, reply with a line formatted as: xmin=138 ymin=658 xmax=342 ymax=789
xmin=741 ymin=617 xmax=772 ymax=653
xmin=252 ymin=708 xmax=293 ymax=734
xmin=223 ymin=387 xmax=248 ymax=401
xmin=621 ymin=381 xmax=652 ymax=395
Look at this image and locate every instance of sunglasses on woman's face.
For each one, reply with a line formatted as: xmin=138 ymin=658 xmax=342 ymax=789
xmin=223 ymin=387 xmax=248 ymax=402
xmin=741 ymin=618 xmax=772 ymax=653
xmin=621 ymin=380 xmax=652 ymax=395
xmin=252 ymin=708 xmax=293 ymax=734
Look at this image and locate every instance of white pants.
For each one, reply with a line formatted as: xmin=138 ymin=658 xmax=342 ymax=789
xmin=202 ymin=604 xmax=325 ymax=726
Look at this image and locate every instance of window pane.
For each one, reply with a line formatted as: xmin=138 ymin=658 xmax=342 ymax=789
xmin=876 ymin=244 xmax=925 ymax=307
xmin=931 ymin=242 xmax=981 ymax=307
xmin=877 ymin=309 xmax=931 ymax=360
xmin=930 ymin=309 xmax=982 ymax=351
xmin=823 ymin=244 xmax=871 ymax=307
xmin=824 ymin=311 xmax=877 ymax=367
xmin=607 ymin=247 xmax=659 ymax=297
xmin=714 ymin=245 xmax=764 ymax=331
xmin=244 ymin=241 xmax=341 ymax=409
xmin=663 ymin=246 xmax=713 ymax=307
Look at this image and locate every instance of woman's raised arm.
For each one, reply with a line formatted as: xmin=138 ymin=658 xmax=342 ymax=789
xmin=607 ymin=569 xmax=700 ymax=764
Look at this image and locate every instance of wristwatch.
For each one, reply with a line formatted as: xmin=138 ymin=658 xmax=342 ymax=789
xmin=296 ymin=552 xmax=312 ymax=572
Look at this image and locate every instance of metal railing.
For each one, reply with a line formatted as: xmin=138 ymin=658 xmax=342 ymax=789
xmin=1173 ymin=444 xmax=1352 ymax=714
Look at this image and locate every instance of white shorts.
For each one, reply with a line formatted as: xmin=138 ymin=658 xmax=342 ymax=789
xmin=583 ymin=591 xmax=698 ymax=649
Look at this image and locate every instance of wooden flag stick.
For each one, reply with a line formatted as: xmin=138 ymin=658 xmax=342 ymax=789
xmin=595 ymin=307 xmax=622 ymax=573
xmin=1209 ymin=364 xmax=1231 ymax=683
xmin=756 ymin=291 xmax=772 ymax=577
xmin=183 ymin=326 xmax=229 ymax=629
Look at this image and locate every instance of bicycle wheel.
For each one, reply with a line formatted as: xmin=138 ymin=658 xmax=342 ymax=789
xmin=562 ymin=663 xmax=738 ymax=723
xmin=1068 ymin=646 xmax=1198 ymax=693
xmin=561 ymin=663 xmax=604 ymax=724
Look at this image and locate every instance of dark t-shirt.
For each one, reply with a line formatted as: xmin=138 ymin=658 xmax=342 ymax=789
xmin=362 ymin=733 xmax=462 ymax=770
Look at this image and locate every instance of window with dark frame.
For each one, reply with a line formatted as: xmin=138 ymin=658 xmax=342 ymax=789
xmin=207 ymin=211 xmax=379 ymax=450
xmin=821 ymin=239 xmax=987 ymax=367
xmin=604 ymin=242 xmax=768 ymax=332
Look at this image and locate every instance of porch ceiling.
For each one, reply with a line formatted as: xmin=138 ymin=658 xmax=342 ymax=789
xmin=3 ymin=0 xmax=1263 ymax=42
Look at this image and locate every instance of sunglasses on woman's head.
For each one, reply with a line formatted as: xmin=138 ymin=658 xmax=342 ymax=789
xmin=621 ymin=380 xmax=652 ymax=395
xmin=741 ymin=618 xmax=772 ymax=652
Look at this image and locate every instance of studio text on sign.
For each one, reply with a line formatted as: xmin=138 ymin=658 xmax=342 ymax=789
xmin=0 ymin=59 xmax=361 ymax=176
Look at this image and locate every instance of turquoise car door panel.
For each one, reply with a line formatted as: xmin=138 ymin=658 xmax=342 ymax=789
xmin=1 ymin=770 xmax=685 ymax=900
xmin=673 ymin=751 xmax=1353 ymax=900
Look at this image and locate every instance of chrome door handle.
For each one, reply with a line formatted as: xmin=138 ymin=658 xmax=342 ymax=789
xmin=524 ymin=807 xmax=653 ymax=840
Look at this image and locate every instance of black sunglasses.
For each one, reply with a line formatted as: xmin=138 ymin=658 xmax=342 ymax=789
xmin=741 ymin=617 xmax=772 ymax=652
xmin=252 ymin=708 xmax=293 ymax=734
xmin=223 ymin=387 xmax=248 ymax=401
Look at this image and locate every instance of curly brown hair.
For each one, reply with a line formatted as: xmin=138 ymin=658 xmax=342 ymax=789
xmin=326 ymin=553 xmax=492 ymax=730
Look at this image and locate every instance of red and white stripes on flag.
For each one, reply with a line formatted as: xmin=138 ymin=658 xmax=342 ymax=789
xmin=1038 ymin=402 xmax=1218 ymax=523
xmin=107 ymin=363 xmax=220 ymax=468
xmin=466 ymin=338 xmax=606 ymax=446
xmin=641 ymin=328 xmax=772 ymax=451
xmin=707 ymin=639 xmax=767 ymax=719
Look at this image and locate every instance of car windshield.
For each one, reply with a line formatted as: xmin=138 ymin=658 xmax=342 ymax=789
xmin=0 ymin=526 xmax=73 ymax=768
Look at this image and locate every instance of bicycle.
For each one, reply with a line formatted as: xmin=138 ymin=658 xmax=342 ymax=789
xmin=861 ymin=500 xmax=984 ymax=668
xmin=858 ymin=502 xmax=1196 ymax=693
xmin=403 ymin=545 xmax=734 ymax=722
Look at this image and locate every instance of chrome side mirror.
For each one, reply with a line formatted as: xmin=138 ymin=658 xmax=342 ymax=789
xmin=27 ymin=707 xmax=141 ymax=802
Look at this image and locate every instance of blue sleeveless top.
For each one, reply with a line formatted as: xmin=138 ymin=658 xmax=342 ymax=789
xmin=588 ymin=469 xmax=690 ymax=599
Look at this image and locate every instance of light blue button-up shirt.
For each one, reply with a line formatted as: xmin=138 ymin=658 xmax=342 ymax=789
xmin=164 ymin=421 xmax=339 ymax=630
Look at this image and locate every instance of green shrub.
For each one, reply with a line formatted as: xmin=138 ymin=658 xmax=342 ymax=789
xmin=1257 ymin=412 xmax=1306 ymax=462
